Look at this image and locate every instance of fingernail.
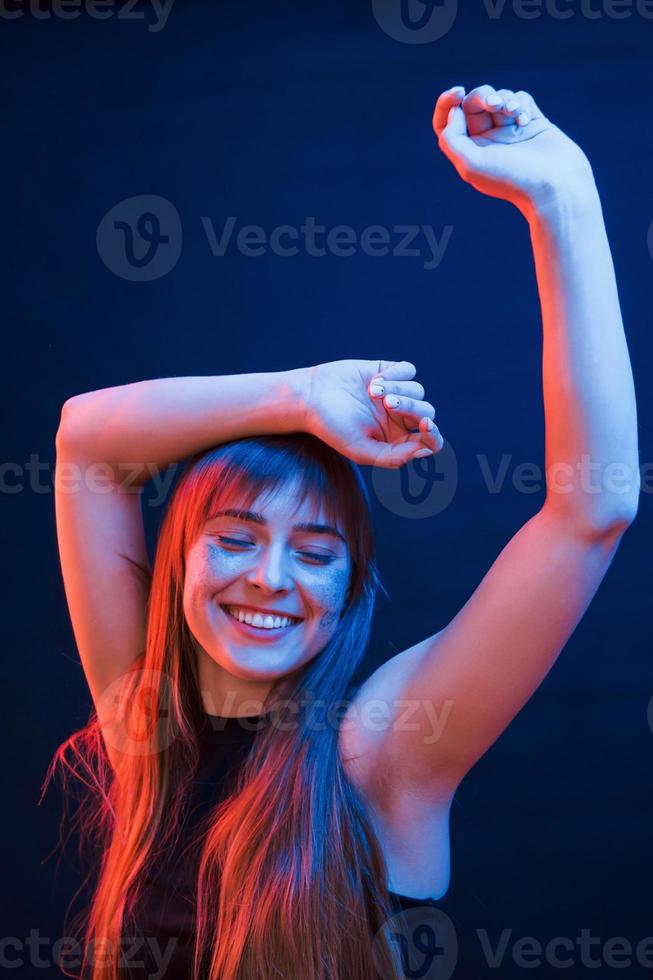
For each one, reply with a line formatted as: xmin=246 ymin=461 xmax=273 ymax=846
xmin=424 ymin=418 xmax=435 ymax=430
xmin=414 ymin=448 xmax=433 ymax=458
xmin=506 ymin=99 xmax=519 ymax=112
xmin=486 ymin=94 xmax=502 ymax=107
xmin=370 ymin=383 xmax=385 ymax=396
xmin=517 ymin=111 xmax=530 ymax=126
xmin=386 ymin=395 xmax=400 ymax=409
xmin=448 ymin=85 xmax=465 ymax=96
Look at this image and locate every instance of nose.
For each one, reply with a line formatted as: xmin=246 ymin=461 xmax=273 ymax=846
xmin=245 ymin=541 xmax=293 ymax=594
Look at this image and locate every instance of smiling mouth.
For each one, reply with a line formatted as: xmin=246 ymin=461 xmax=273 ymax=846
xmin=219 ymin=604 xmax=303 ymax=633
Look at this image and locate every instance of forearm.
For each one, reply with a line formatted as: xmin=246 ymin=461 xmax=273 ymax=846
xmin=56 ymin=368 xmax=309 ymax=486
xmin=524 ymin=182 xmax=640 ymax=534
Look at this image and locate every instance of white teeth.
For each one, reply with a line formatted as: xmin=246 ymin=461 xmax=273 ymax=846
xmin=224 ymin=606 xmax=298 ymax=630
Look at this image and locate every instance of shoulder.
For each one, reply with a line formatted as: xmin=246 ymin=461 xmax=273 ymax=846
xmin=338 ymin=646 xmax=453 ymax=809
xmin=338 ymin=645 xmax=423 ymax=765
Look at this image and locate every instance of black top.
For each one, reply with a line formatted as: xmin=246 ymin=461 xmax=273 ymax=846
xmin=119 ymin=710 xmax=447 ymax=979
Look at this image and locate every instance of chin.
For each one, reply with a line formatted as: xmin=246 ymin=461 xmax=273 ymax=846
xmin=207 ymin=645 xmax=302 ymax=680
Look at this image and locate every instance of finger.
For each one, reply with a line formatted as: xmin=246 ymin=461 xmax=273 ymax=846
xmin=515 ymin=89 xmax=546 ymax=125
xmin=462 ymin=84 xmax=505 ymax=116
xmin=418 ymin=415 xmax=445 ymax=452
xmin=356 ymin=433 xmax=435 ymax=469
xmin=438 ymin=105 xmax=482 ymax=176
xmin=432 ymin=85 xmax=466 ymax=137
xmin=465 ymin=85 xmax=538 ymax=132
xmin=372 ymin=360 xmax=417 ymax=383
xmin=480 ymin=115 xmax=551 ymax=144
xmin=368 ymin=379 xmax=426 ymax=401
xmin=459 ymin=85 xmax=507 ymax=136
xmin=383 ymin=394 xmax=436 ymax=421
xmin=494 ymin=89 xmax=526 ymax=127
xmin=490 ymin=88 xmax=519 ymax=127
xmin=495 ymin=88 xmax=541 ymax=128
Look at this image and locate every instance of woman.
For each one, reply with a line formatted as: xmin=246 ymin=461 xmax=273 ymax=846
xmin=49 ymin=83 xmax=639 ymax=980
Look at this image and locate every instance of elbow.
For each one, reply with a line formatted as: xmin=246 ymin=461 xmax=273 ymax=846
xmin=55 ymin=393 xmax=92 ymax=455
xmin=543 ymin=492 xmax=640 ymax=542
xmin=545 ymin=460 xmax=641 ymax=539
xmin=594 ymin=508 xmax=638 ymax=541
xmin=604 ymin=497 xmax=640 ymax=536
xmin=594 ymin=482 xmax=641 ymax=538
xmin=582 ymin=503 xmax=639 ymax=541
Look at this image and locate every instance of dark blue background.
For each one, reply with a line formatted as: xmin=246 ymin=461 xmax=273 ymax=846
xmin=4 ymin=1 xmax=651 ymax=976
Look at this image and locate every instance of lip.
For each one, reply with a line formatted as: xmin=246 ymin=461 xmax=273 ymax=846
xmin=219 ymin=602 xmax=303 ymax=621
xmin=219 ymin=604 xmax=303 ymax=642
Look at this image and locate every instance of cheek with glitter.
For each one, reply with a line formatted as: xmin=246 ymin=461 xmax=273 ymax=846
xmin=206 ymin=540 xmax=237 ymax=565
xmin=184 ymin=540 xmax=242 ymax=609
xmin=202 ymin=540 xmax=251 ymax=581
xmin=311 ymin=567 xmax=350 ymax=631
xmin=319 ymin=609 xmax=339 ymax=629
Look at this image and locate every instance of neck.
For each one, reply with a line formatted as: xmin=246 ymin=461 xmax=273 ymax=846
xmin=195 ymin=644 xmax=276 ymax=717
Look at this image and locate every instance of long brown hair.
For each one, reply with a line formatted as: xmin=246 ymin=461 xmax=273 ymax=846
xmin=43 ymin=432 xmax=405 ymax=979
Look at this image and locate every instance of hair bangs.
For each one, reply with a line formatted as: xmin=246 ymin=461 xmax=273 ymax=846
xmin=187 ymin=436 xmax=352 ymax=553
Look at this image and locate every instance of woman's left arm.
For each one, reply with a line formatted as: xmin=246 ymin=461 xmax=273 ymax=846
xmin=345 ymin=87 xmax=641 ymax=801
xmin=525 ymin=157 xmax=640 ymax=534
xmin=439 ymin=82 xmax=640 ymax=532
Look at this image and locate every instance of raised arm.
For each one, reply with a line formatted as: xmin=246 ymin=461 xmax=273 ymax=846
xmin=434 ymin=84 xmax=639 ymax=527
xmin=55 ymin=369 xmax=313 ymax=763
xmin=59 ymin=360 xmax=440 ymax=483
xmin=346 ymin=85 xmax=640 ymax=803
xmin=58 ymin=369 xmax=310 ymax=486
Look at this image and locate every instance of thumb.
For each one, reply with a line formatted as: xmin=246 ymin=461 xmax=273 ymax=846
xmin=354 ymin=433 xmax=424 ymax=469
xmin=373 ymin=359 xmax=417 ymax=381
xmin=439 ymin=104 xmax=480 ymax=173
xmin=447 ymin=103 xmax=467 ymax=134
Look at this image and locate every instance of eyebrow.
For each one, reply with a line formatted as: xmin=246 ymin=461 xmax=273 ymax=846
xmin=210 ymin=508 xmax=346 ymax=544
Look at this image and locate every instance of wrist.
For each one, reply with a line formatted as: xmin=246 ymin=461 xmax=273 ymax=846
xmin=276 ymin=366 xmax=314 ymax=434
xmin=521 ymin=171 xmax=601 ymax=229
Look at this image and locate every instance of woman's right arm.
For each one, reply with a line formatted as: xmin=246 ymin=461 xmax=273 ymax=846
xmin=57 ymin=367 xmax=310 ymax=486
xmin=54 ymin=368 xmax=309 ymax=761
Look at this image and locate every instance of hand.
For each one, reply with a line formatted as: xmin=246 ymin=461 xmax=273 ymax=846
xmin=301 ymin=358 xmax=443 ymax=468
xmin=433 ymin=84 xmax=595 ymax=215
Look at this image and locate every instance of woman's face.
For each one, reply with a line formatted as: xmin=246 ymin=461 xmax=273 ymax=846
xmin=183 ymin=480 xmax=352 ymax=712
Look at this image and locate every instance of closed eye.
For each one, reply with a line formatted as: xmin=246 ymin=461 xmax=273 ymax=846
xmin=299 ymin=553 xmax=336 ymax=565
xmin=217 ymin=536 xmax=336 ymax=564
